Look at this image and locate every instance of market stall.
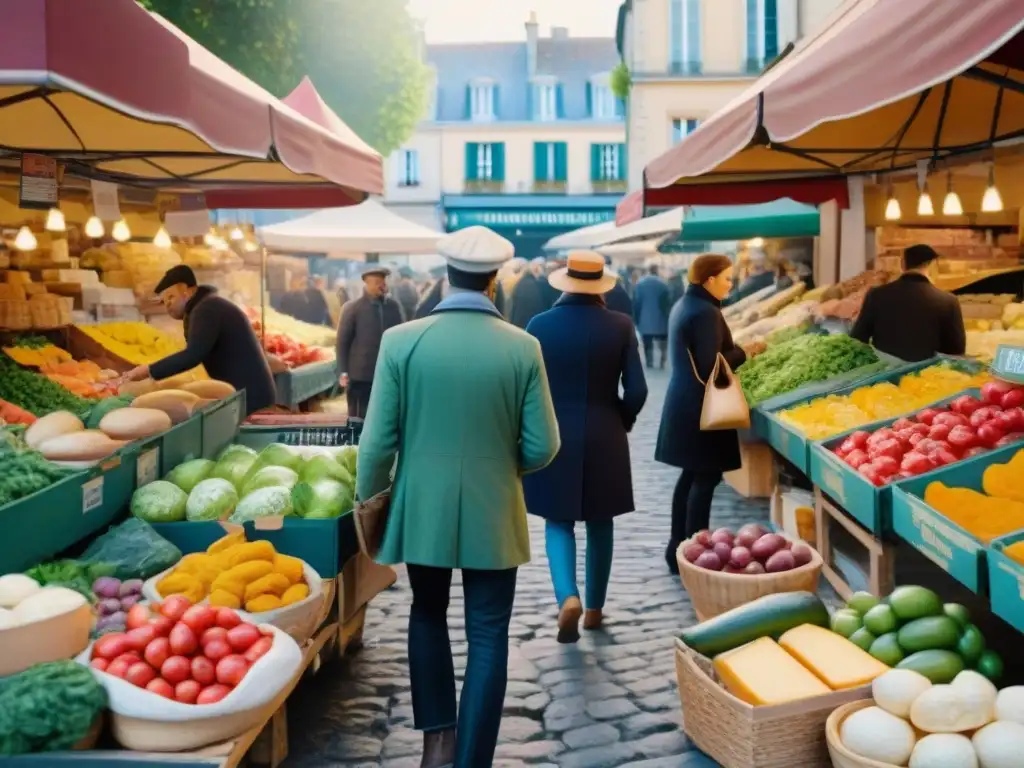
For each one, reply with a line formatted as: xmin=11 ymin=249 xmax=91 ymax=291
xmin=542 ymin=205 xmax=682 ymax=261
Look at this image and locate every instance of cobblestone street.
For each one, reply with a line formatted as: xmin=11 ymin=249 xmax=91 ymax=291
xmin=286 ymin=368 xmax=772 ymax=768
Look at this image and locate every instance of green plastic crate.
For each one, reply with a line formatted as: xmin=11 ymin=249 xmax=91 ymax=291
xmin=201 ymin=391 xmax=246 ymax=459
xmin=132 ymin=413 xmax=204 ymax=485
xmin=235 ymin=422 xmax=359 ymax=451
xmin=989 ymin=530 xmax=1024 ymax=634
xmin=273 ymin=361 xmax=337 ymax=408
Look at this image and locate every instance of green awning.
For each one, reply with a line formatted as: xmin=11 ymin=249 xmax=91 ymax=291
xmin=662 ymin=199 xmax=820 ymax=247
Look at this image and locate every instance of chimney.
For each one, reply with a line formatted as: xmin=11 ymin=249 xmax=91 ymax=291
xmin=526 ymin=11 xmax=539 ymax=75
xmin=551 ymin=27 xmax=569 ymax=40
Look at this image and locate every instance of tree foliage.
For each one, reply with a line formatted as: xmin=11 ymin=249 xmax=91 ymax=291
xmin=610 ymin=60 xmax=632 ymax=102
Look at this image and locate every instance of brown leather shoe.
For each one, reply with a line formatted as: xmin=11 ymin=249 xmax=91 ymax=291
xmin=557 ymin=596 xmax=583 ymax=644
xmin=583 ymin=608 xmax=603 ymax=630
xmin=421 ymin=728 xmax=455 ymax=768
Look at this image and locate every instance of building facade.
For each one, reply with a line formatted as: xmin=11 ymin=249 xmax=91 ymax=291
xmin=621 ymin=0 xmax=842 ymax=191
xmin=383 ymin=14 xmax=626 ymax=259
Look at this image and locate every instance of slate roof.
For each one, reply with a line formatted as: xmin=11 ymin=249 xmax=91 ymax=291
xmin=426 ymin=34 xmax=620 ymax=122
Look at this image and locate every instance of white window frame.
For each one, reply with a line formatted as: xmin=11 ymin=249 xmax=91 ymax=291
xmin=598 ymin=144 xmax=620 ymax=181
xmin=476 ymin=143 xmax=494 ymax=180
xmin=672 ymin=118 xmax=700 ymax=144
xmin=532 ymin=76 xmax=558 ymax=121
xmin=470 ymin=78 xmax=495 ymax=122
xmin=671 ymin=0 xmax=696 ymax=71
xmin=397 ymin=148 xmax=420 ymax=187
xmin=747 ymin=0 xmax=777 ymax=68
xmin=590 ymin=74 xmax=616 ymax=120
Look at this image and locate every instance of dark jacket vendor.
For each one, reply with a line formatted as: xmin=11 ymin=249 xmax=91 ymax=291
xmin=124 ymin=265 xmax=277 ymax=414
xmin=851 ymin=244 xmax=966 ymax=363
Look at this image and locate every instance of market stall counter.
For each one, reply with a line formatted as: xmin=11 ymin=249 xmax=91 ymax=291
xmin=272 ymin=361 xmax=338 ymax=410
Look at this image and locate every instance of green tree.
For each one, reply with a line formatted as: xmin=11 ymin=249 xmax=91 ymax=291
xmin=137 ymin=0 xmax=301 ymax=96
xmin=300 ymin=0 xmax=430 ymax=155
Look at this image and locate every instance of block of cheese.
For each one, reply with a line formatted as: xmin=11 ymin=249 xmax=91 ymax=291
xmin=778 ymin=624 xmax=889 ymax=690
xmin=713 ymin=636 xmax=831 ymax=706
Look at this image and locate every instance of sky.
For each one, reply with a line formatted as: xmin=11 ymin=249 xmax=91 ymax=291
xmin=408 ymin=0 xmax=621 ymax=42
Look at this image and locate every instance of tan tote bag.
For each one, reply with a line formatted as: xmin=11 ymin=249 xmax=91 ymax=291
xmin=688 ymin=350 xmax=751 ymax=431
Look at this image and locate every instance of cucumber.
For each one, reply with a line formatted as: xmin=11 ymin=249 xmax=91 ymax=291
xmin=896 ymin=616 xmax=960 ymax=653
xmin=678 ymin=591 xmax=829 ymax=657
xmin=869 ymin=633 xmax=905 ymax=666
xmin=896 ymin=649 xmax=965 ymax=683
xmin=887 ymin=585 xmax=943 ymax=622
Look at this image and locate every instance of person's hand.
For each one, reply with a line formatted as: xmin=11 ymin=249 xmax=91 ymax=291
xmin=339 ymin=373 xmax=349 ymax=388
xmin=742 ymin=341 xmax=767 ymax=359
xmin=124 ymin=364 xmax=150 ymax=383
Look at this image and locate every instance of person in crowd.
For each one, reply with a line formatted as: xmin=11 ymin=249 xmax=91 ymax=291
xmin=602 ymin=255 xmax=633 ymax=317
xmin=415 ymin=270 xmax=507 ymax=320
xmin=851 ymin=244 xmax=966 ymax=362
xmin=633 ymin=263 xmax=671 ymax=369
xmin=357 ymin=226 xmax=560 ymax=768
xmin=303 ymin=276 xmax=333 ymax=327
xmin=727 ymin=250 xmax=773 ymax=305
xmin=278 ymin=276 xmax=312 ymax=323
xmin=656 ymin=254 xmax=765 ymax=574
xmin=500 ymin=257 xmax=527 ymax=309
xmin=124 ymin=265 xmax=276 ymax=415
xmin=542 ymin=258 xmax=565 ymax=307
xmin=509 ymin=257 xmax=550 ymax=328
xmin=773 ymin=260 xmax=796 ymax=291
xmin=335 ymin=278 xmax=350 ymax=308
xmin=665 ymin=266 xmax=685 ymax=308
xmin=524 ymin=251 xmax=647 ymax=643
xmin=335 ymin=265 xmax=404 ymax=419
xmin=393 ymin=266 xmax=421 ymax=322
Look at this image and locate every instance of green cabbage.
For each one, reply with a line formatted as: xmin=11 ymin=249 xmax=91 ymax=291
xmin=164 ymin=458 xmax=215 ymax=494
xmin=299 ymin=455 xmax=353 ymax=486
xmin=239 ymin=443 xmax=303 ymax=489
xmin=216 ymin=444 xmax=256 ymax=462
xmin=210 ymin=450 xmax=257 ymax=491
xmin=337 ymin=445 xmax=358 ymax=478
xmin=241 ymin=466 xmax=299 ymax=498
xmin=130 ymin=481 xmax=187 ymax=523
xmin=185 ymin=478 xmax=239 ymax=522
xmin=292 ymin=479 xmax=354 ymax=519
xmin=229 ymin=486 xmax=293 ymax=523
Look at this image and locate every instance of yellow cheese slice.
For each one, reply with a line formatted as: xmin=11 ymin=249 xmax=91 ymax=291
xmin=779 ymin=623 xmax=890 ymax=690
xmin=713 ymin=636 xmax=832 ymax=706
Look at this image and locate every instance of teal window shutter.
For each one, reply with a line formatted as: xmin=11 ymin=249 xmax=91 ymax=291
xmin=533 ymin=142 xmax=548 ymax=182
xmin=764 ymin=0 xmax=779 ymax=60
xmin=554 ymin=142 xmax=568 ymax=182
xmin=617 ymin=143 xmax=627 ymax=181
xmin=556 ymin=84 xmax=565 ymax=119
xmin=492 ymin=143 xmax=506 ymax=181
xmin=585 ymin=82 xmax=593 ymax=117
xmin=590 ymin=144 xmax=601 ymax=181
xmin=464 ymin=84 xmax=472 ymax=119
xmin=669 ymin=0 xmax=682 ymax=71
xmin=493 ymin=85 xmax=501 ymax=119
xmin=686 ymin=0 xmax=701 ymax=71
xmin=465 ymin=143 xmax=478 ymax=180
xmin=616 ymin=97 xmax=626 ymax=118
xmin=527 ymin=84 xmax=535 ymax=120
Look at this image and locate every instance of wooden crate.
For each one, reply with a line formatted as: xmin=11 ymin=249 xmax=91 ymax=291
xmin=815 ymin=487 xmax=894 ymax=600
xmin=724 ymin=441 xmax=776 ymax=499
xmin=66 ymin=325 xmax=135 ymax=372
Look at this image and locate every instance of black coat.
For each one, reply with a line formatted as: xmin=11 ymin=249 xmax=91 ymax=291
xmin=655 ymin=285 xmax=746 ymax=473
xmin=335 ymin=294 xmax=404 ymax=382
xmin=851 ymin=274 xmax=966 ymax=363
xmin=150 ymin=286 xmax=276 ymax=415
xmin=509 ymin=273 xmax=549 ymax=329
xmin=605 ymin=280 xmax=633 ymax=317
xmin=523 ymin=294 xmax=648 ymax=522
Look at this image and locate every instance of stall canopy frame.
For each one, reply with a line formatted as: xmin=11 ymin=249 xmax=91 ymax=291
xmin=544 ymin=206 xmax=683 ymax=251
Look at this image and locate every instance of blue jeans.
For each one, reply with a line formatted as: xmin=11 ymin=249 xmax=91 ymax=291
xmin=406 ymin=564 xmax=517 ymax=768
xmin=544 ymin=519 xmax=614 ymax=609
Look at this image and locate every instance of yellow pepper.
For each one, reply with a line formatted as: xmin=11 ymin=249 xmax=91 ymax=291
xmin=280 ymin=583 xmax=310 ymax=606
xmin=207 ymin=530 xmax=246 ymax=556
xmin=211 ymin=560 xmax=275 ymax=599
xmin=157 ymin=572 xmax=203 ymax=599
xmin=220 ymin=541 xmax=277 ymax=569
xmin=244 ymin=573 xmax=291 ymax=603
xmin=272 ymin=554 xmax=304 ymax=585
xmin=209 ymin=589 xmax=242 ymax=609
xmin=245 ymin=594 xmax=282 ymax=613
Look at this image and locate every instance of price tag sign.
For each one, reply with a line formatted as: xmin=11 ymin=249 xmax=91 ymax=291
xmin=993 ymin=345 xmax=1024 ymax=384
xmin=19 ymin=153 xmax=59 ymax=210
xmin=137 ymin=447 xmax=160 ymax=487
xmin=82 ymin=476 xmax=104 ymax=515
xmin=90 ymin=180 xmax=121 ymax=222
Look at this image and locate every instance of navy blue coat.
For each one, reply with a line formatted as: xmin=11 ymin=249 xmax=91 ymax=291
xmin=605 ymin=280 xmax=633 ymax=317
xmin=633 ymin=274 xmax=671 ymax=336
xmin=656 ymin=285 xmax=746 ymax=473
xmin=524 ymin=294 xmax=648 ymax=522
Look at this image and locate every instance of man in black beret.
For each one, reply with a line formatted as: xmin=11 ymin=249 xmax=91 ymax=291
xmin=851 ymin=244 xmax=966 ymax=362
xmin=124 ymin=265 xmax=276 ymax=414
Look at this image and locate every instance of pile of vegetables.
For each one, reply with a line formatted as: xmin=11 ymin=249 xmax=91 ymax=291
xmin=0 ymin=444 xmax=76 ymax=507
xmin=74 ymin=322 xmax=187 ymax=366
xmin=92 ymin=576 xmax=145 ymax=636
xmin=252 ymin=329 xmax=330 ymax=369
xmin=0 ymin=356 xmax=91 ymax=418
xmin=243 ymin=305 xmax=335 ymax=348
xmin=841 ymin=667 xmax=1024 ymax=767
xmin=78 ymin=518 xmax=183 ymax=581
xmin=0 ymin=574 xmax=89 ymax=629
xmin=24 ymin=559 xmax=117 ymax=601
xmin=737 ymin=333 xmax=881 ymax=406
xmin=831 ymin=586 xmax=1002 ymax=682
xmin=680 ymin=524 xmax=815 ymax=574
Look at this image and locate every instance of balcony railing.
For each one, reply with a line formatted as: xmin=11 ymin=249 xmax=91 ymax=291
xmin=464 ymin=179 xmax=505 ymax=194
xmin=591 ymin=179 xmax=628 ymax=194
xmin=532 ymin=180 xmax=568 ymax=194
xmin=668 ymin=60 xmax=703 ymax=75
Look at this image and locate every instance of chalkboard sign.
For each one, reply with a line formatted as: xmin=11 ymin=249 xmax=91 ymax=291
xmin=992 ymin=345 xmax=1024 ymax=384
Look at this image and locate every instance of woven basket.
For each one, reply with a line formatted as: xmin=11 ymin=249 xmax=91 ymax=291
xmin=826 ymin=700 xmax=904 ymax=768
xmin=676 ymin=538 xmax=823 ymax=620
xmin=675 ymin=639 xmax=871 ymax=768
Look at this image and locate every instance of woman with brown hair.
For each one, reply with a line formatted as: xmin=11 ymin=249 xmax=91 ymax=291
xmin=655 ymin=254 xmax=765 ymax=573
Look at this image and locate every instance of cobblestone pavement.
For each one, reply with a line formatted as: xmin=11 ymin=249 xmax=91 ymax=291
xmin=286 ymin=368 xmax=772 ymax=768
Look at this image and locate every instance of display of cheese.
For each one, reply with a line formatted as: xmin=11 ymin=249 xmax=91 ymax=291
xmin=778 ymin=624 xmax=890 ymax=690
xmin=966 ymin=330 xmax=1024 ymax=363
xmin=713 ymin=636 xmax=832 ymax=706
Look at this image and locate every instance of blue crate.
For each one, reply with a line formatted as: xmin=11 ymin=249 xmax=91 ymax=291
xmin=274 ymin=361 xmax=338 ymax=408
xmin=989 ymin=529 xmax=1024 ymax=634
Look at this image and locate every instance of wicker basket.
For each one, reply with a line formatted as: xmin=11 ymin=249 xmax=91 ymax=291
xmin=676 ymin=538 xmax=823 ymax=620
xmin=675 ymin=639 xmax=871 ymax=768
xmin=826 ymin=700 xmax=904 ymax=768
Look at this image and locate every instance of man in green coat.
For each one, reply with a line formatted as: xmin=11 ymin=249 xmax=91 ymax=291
xmin=357 ymin=226 xmax=560 ymax=768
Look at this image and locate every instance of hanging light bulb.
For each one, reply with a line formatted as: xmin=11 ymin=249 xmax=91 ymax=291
xmin=748 ymin=237 xmax=765 ymax=248
xmin=917 ymin=181 xmax=934 ymax=216
xmin=229 ymin=227 xmax=244 ymax=241
xmin=44 ymin=207 xmax=66 ymax=232
xmin=152 ymin=227 xmax=172 ymax=249
xmin=13 ymin=226 xmax=37 ymax=251
xmin=981 ymin=166 xmax=1004 ymax=213
xmin=203 ymin=230 xmax=218 ymax=247
xmin=111 ymin=219 xmax=131 ymax=243
xmin=211 ymin=237 xmax=228 ymax=250
xmin=84 ymin=216 xmax=105 ymax=239
xmin=884 ymin=184 xmax=902 ymax=221
xmin=942 ymin=172 xmax=963 ymax=216
xmin=243 ymin=240 xmax=259 ymax=252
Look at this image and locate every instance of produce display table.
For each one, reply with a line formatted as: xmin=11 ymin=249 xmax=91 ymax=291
xmin=273 ymin=362 xmax=337 ymax=409
xmin=199 ymin=392 xmax=246 ymax=459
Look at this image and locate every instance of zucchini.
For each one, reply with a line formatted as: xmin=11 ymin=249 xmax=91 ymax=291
xmin=678 ymin=591 xmax=830 ymax=657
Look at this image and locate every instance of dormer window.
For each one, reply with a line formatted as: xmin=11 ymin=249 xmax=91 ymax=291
xmin=467 ymin=79 xmax=497 ymax=121
xmin=531 ymin=77 xmax=561 ymax=121
xmin=589 ymin=74 xmax=621 ymax=120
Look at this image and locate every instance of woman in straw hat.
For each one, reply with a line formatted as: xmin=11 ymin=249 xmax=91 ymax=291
xmin=656 ymin=254 xmax=766 ymax=574
xmin=524 ymin=250 xmax=648 ymax=643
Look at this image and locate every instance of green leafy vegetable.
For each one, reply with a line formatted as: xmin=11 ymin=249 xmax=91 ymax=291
xmin=0 ymin=357 xmax=91 ymax=418
xmin=24 ymin=560 xmax=115 ymax=600
xmin=0 ymin=449 xmax=75 ymax=507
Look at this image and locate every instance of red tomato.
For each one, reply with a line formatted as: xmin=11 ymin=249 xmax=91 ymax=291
xmin=910 ymin=422 xmax=930 ymax=436
xmin=891 ymin=417 xmax=915 ymax=432
xmin=161 ymin=656 xmax=192 ymax=685
xmin=149 ymin=615 xmax=174 ymax=637
xmin=126 ymin=625 xmax=159 ymax=652
xmin=90 ymin=658 xmax=109 ymax=672
xmin=933 ymin=449 xmax=960 ymax=466
xmin=872 ymin=455 xmax=900 ymax=477
xmin=169 ymin=623 xmax=199 ymax=656
xmin=203 ymin=639 xmax=232 ymax=662
xmin=175 ymin=680 xmax=202 ymax=705
xmin=243 ymin=636 xmax=274 ymax=663
xmin=106 ymin=658 xmax=131 ymax=679
xmin=191 ymin=656 xmax=217 ymax=686
xmin=934 ymin=412 xmax=969 ymax=428
xmin=160 ymin=595 xmax=192 ymax=622
xmin=113 ymin=652 xmax=142 ymax=668
xmin=866 ymin=429 xmax=895 ymax=448
xmin=125 ymin=662 xmax=158 ymax=688
xmin=907 ymin=432 xmax=926 ymax=448
xmin=215 ymin=608 xmax=243 ymax=630
xmin=144 ymin=637 xmax=171 ymax=670
xmin=982 ymin=380 xmax=1015 ymax=406
xmin=951 ymin=395 xmax=982 ymax=417
xmin=970 ymin=407 xmax=1001 ymax=429
xmin=197 ymin=684 xmax=233 ymax=705
xmin=916 ymin=408 xmax=940 ymax=426
xmin=977 ymin=423 xmax=1005 ymax=448
xmin=928 ymin=423 xmax=951 ymax=442
xmin=181 ymin=605 xmax=217 ymax=635
xmin=964 ymin=446 xmax=989 ymax=458
xmin=226 ymin=624 xmax=262 ymax=653
xmin=126 ymin=604 xmax=152 ymax=631
xmin=997 ymin=432 xmax=1024 ymax=447
xmin=146 ymin=678 xmax=175 ymax=699
xmin=948 ymin=425 xmax=978 ymax=451
xmin=872 ymin=438 xmax=903 ymax=461
xmin=1002 ymin=389 xmax=1024 ymax=410
xmin=844 ymin=449 xmax=870 ymax=469
xmin=847 ymin=430 xmax=871 ymax=448
xmin=858 ymin=463 xmax=883 ymax=487
xmin=216 ymin=655 xmax=250 ymax=686
xmin=201 ymin=627 xmax=229 ymax=647
xmin=93 ymin=633 xmax=131 ymax=661
xmin=837 ymin=438 xmax=856 ymax=457
xmin=901 ymin=451 xmax=934 ymax=476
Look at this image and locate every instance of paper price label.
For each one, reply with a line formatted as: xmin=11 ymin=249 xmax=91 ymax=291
xmin=137 ymin=448 xmax=160 ymax=487
xmin=82 ymin=477 xmax=104 ymax=514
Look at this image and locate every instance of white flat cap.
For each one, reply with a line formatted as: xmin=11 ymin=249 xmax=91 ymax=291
xmin=437 ymin=226 xmax=514 ymax=273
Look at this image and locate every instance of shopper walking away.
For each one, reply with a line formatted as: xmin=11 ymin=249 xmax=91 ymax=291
xmin=394 ymin=266 xmax=421 ymax=322
xmin=124 ymin=265 xmax=276 ymax=415
xmin=278 ymin=276 xmax=313 ymax=323
xmin=524 ymin=251 xmax=647 ymax=643
xmin=603 ymin=255 xmax=633 ymax=317
xmin=335 ymin=264 xmax=404 ymax=419
xmin=303 ymin=276 xmax=333 ymax=327
xmin=633 ymin=264 xmax=671 ymax=368
xmin=357 ymin=226 xmax=560 ymax=768
xmin=509 ymin=257 xmax=550 ymax=328
xmin=656 ymin=254 xmax=765 ymax=574
xmin=851 ymin=244 xmax=966 ymax=362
